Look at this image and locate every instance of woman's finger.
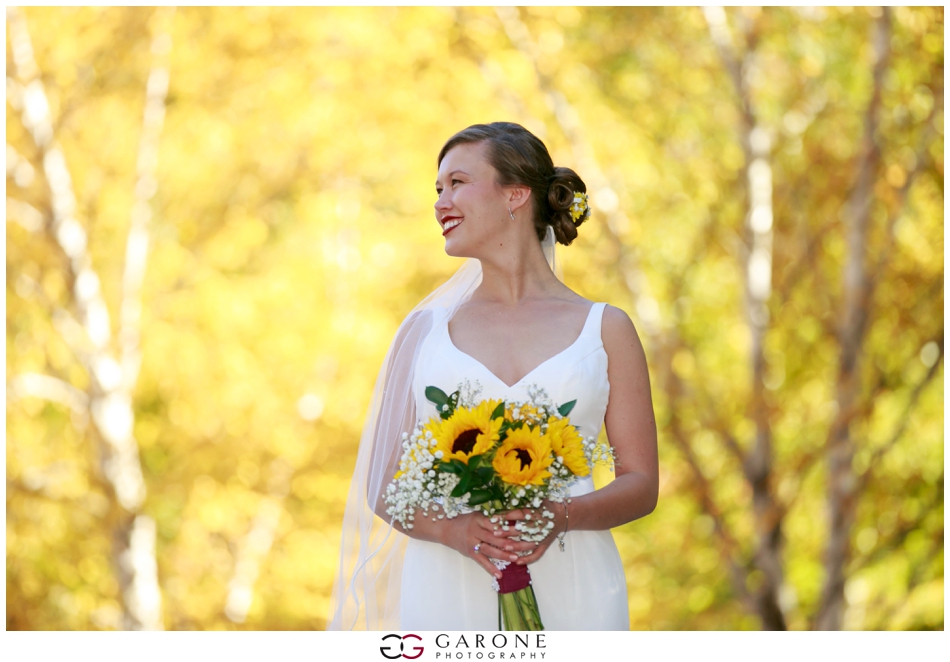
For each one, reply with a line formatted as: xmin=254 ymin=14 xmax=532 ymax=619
xmin=477 ymin=539 xmax=519 ymax=562
xmin=486 ymin=514 xmax=534 ymax=540
xmin=495 ymin=509 xmax=532 ymax=521
xmin=516 ymin=538 xmax=555 ymax=565
xmin=477 ymin=516 xmax=501 ymax=534
xmin=468 ymin=538 xmax=496 ymax=575
xmin=471 ymin=540 xmax=517 ymax=576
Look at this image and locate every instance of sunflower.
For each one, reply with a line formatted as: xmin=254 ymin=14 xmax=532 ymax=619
xmin=492 ymin=425 xmax=554 ymax=486
xmin=432 ymin=399 xmax=503 ymax=464
xmin=544 ymin=417 xmax=590 ymax=477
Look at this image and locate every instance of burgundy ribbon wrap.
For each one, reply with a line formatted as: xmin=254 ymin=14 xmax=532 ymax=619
xmin=497 ymin=563 xmax=531 ymax=594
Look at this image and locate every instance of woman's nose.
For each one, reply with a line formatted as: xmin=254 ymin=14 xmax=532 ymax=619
xmin=434 ymin=190 xmax=451 ymax=211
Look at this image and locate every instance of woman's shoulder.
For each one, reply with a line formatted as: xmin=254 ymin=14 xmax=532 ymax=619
xmin=600 ymin=304 xmax=645 ymax=357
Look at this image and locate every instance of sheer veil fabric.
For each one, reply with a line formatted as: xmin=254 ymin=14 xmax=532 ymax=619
xmin=327 ymin=228 xmax=560 ymax=630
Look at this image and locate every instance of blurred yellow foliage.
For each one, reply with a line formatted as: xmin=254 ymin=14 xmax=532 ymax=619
xmin=6 ymin=6 xmax=943 ymax=631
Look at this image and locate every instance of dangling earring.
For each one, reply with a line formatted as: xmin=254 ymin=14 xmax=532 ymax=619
xmin=508 ymin=207 xmax=516 ymax=221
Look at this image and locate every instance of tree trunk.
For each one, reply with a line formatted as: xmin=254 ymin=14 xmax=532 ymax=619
xmin=816 ymin=7 xmax=891 ymax=631
xmin=7 ymin=6 xmax=174 ymax=630
xmin=703 ymin=6 xmax=786 ymax=630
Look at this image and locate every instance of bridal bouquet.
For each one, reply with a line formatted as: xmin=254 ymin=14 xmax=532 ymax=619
xmin=384 ymin=381 xmax=615 ymax=630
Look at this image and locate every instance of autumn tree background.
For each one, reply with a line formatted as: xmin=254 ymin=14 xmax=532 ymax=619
xmin=6 ymin=6 xmax=943 ymax=630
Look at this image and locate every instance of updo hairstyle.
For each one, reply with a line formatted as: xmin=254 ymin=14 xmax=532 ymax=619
xmin=437 ymin=122 xmax=589 ymax=246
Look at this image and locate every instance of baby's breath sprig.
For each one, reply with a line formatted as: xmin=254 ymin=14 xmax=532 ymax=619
xmin=584 ymin=435 xmax=617 ymax=470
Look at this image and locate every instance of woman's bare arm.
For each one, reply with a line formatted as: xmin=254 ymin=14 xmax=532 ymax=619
xmin=568 ymin=304 xmax=659 ymax=528
xmin=506 ymin=304 xmax=658 ymax=563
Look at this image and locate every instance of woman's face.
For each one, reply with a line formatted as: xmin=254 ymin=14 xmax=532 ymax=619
xmin=434 ymin=141 xmax=510 ymax=258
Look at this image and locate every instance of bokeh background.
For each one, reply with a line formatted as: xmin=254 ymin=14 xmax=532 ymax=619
xmin=5 ymin=6 xmax=943 ymax=630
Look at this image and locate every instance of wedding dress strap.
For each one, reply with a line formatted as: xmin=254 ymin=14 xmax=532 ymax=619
xmin=579 ymin=302 xmax=608 ymax=344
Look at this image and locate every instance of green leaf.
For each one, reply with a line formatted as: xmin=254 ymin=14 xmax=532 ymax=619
xmin=468 ymin=454 xmax=483 ymax=469
xmin=557 ymin=399 xmax=577 ymax=417
xmin=451 ymin=474 xmax=472 ymax=498
xmin=426 ymin=386 xmax=449 ymax=409
xmin=491 ymin=401 xmax=505 ymax=420
xmin=468 ymin=489 xmax=493 ymax=506
xmin=440 ymin=461 xmax=461 ymax=475
xmin=475 ymin=467 xmax=495 ymax=482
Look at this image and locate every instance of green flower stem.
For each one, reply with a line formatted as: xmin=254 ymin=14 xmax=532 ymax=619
xmin=498 ymin=586 xmax=544 ymax=631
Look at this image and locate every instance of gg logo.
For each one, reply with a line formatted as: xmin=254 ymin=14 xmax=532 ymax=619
xmin=380 ymin=633 xmax=424 ymax=660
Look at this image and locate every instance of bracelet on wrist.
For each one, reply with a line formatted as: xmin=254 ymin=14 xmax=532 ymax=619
xmin=556 ymin=498 xmax=571 ymax=552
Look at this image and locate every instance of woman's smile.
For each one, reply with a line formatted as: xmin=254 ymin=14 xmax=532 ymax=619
xmin=441 ymin=215 xmax=464 ymax=236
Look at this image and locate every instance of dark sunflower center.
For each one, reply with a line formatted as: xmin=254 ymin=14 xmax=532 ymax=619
xmin=452 ymin=429 xmax=481 ymax=455
xmin=514 ymin=448 xmax=533 ymax=470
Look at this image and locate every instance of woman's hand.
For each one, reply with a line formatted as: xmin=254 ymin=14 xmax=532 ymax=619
xmin=493 ymin=501 xmax=567 ymax=566
xmin=442 ymin=512 xmax=522 ymax=578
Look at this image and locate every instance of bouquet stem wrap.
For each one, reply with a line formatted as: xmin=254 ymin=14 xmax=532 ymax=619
xmin=497 ymin=562 xmax=544 ymax=631
xmin=496 ymin=519 xmax=543 ymax=631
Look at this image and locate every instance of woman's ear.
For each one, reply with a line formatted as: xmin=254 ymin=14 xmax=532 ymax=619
xmin=507 ymin=186 xmax=532 ymax=214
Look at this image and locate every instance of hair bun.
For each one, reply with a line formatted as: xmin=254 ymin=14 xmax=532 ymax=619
xmin=546 ymin=167 xmax=588 ymax=246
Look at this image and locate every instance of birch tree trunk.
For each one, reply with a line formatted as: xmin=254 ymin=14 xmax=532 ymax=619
xmin=6 ymin=5 xmax=175 ymax=630
xmin=816 ymin=7 xmax=892 ymax=631
xmin=702 ymin=6 xmax=787 ymax=630
xmin=224 ymin=459 xmax=293 ymax=623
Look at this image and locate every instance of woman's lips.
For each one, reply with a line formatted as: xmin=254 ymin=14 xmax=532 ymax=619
xmin=441 ymin=217 xmax=463 ymax=236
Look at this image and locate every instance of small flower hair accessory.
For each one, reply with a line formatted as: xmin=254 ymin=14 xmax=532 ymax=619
xmin=570 ymin=192 xmax=591 ymax=224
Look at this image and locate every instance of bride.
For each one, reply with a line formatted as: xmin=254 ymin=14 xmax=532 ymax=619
xmin=328 ymin=122 xmax=658 ymax=630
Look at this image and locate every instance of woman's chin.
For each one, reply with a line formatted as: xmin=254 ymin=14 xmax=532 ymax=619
xmin=443 ymin=238 xmax=470 ymax=259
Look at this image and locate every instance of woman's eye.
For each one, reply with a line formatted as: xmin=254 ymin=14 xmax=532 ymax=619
xmin=451 ymin=179 xmax=462 ymax=186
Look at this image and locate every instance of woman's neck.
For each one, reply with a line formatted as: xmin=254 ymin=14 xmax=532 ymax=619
xmin=474 ymin=239 xmax=565 ymax=305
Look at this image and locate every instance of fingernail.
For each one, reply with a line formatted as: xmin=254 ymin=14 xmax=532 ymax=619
xmin=510 ymin=555 xmax=518 ymax=560
xmin=505 ymin=546 xmax=513 ymax=551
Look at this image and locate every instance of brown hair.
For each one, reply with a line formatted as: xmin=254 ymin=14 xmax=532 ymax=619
xmin=437 ymin=122 xmax=588 ymax=246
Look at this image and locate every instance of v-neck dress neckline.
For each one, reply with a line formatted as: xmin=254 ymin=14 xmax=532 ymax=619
xmin=443 ymin=302 xmax=599 ymax=389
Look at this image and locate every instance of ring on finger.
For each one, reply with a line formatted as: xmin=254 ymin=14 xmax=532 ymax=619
xmin=474 ymin=543 xmax=481 ymax=555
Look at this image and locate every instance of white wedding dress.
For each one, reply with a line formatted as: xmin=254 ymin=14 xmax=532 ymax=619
xmin=399 ymin=302 xmax=630 ymax=630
